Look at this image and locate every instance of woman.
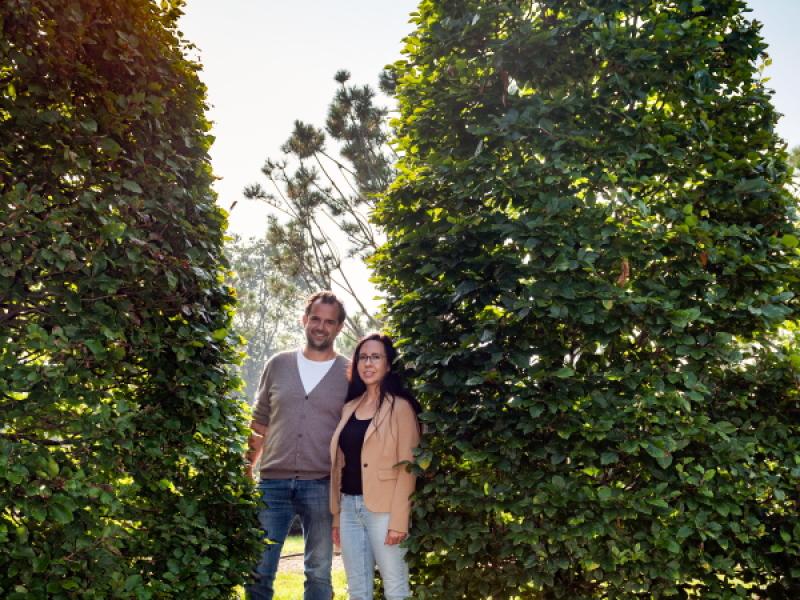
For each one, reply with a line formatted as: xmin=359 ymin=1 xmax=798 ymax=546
xmin=329 ymin=333 xmax=422 ymax=600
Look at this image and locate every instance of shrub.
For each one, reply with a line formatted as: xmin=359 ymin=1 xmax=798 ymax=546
xmin=0 ymin=1 xmax=260 ymax=597
xmin=374 ymin=1 xmax=800 ymax=598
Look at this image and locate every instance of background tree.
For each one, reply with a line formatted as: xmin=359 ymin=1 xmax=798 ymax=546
xmin=789 ymin=146 xmax=800 ymax=171
xmin=225 ymin=234 xmax=304 ymax=400
xmin=789 ymin=145 xmax=800 ymax=189
xmin=375 ymin=1 xmax=800 ymax=598
xmin=243 ymin=70 xmax=394 ymax=344
xmin=0 ymin=1 xmax=260 ymax=597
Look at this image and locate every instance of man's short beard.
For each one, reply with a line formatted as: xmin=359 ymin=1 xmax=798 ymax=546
xmin=306 ymin=333 xmax=333 ymax=351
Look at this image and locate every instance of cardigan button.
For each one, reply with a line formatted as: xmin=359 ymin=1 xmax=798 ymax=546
xmin=363 ymin=463 xmax=368 ymax=467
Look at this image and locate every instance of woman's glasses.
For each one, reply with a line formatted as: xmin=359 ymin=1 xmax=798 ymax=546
xmin=358 ymin=353 xmax=385 ymax=364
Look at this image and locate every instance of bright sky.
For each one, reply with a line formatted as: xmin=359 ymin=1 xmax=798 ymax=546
xmin=179 ymin=0 xmax=800 ymax=308
xmin=179 ymin=0 xmax=419 ymax=242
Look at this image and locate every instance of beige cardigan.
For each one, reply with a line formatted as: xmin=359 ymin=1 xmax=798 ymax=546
xmin=329 ymin=394 xmax=420 ymax=533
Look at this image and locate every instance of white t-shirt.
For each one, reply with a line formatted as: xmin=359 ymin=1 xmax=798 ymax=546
xmin=296 ymin=350 xmax=337 ymax=394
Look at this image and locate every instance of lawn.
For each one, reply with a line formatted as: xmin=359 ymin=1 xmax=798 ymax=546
xmin=273 ymin=569 xmax=348 ymax=600
xmin=279 ymin=534 xmax=304 ymax=556
xmin=272 ymin=535 xmax=348 ymax=600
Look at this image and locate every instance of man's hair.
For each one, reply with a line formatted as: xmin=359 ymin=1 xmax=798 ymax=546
xmin=304 ymin=290 xmax=347 ymax=324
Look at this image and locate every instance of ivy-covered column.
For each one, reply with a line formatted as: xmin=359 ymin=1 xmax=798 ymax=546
xmin=374 ymin=1 xmax=799 ymax=598
xmin=0 ymin=1 xmax=260 ymax=597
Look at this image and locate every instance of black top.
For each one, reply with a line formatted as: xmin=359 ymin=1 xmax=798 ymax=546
xmin=339 ymin=412 xmax=372 ymax=495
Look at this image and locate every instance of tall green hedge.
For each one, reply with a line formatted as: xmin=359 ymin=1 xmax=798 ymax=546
xmin=375 ymin=0 xmax=800 ymax=598
xmin=0 ymin=1 xmax=260 ymax=598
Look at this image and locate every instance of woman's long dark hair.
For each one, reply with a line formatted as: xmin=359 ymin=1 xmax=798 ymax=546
xmin=346 ymin=333 xmax=422 ymax=418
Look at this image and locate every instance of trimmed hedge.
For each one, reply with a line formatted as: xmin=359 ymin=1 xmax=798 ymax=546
xmin=0 ymin=1 xmax=260 ymax=598
xmin=375 ymin=0 xmax=800 ymax=598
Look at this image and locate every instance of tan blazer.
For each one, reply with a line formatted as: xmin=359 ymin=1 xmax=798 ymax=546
xmin=330 ymin=394 xmax=420 ymax=533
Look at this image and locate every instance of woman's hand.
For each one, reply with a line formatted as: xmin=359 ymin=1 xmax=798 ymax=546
xmin=384 ymin=529 xmax=407 ymax=545
xmin=332 ymin=526 xmax=340 ymax=547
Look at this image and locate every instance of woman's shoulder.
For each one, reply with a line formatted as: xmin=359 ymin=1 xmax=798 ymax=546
xmin=343 ymin=395 xmax=362 ymax=410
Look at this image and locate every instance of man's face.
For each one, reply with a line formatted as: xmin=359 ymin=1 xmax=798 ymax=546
xmin=302 ymin=300 xmax=344 ymax=352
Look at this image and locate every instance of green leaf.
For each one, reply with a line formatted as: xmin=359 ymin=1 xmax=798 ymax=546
xmin=453 ymin=280 xmax=479 ymax=299
xmin=649 ymin=498 xmax=669 ymax=510
xmin=122 ymin=180 xmax=143 ymax=194
xmin=85 ymin=339 xmax=106 ymax=356
xmin=46 ymin=581 xmax=63 ymax=594
xmin=597 ymin=486 xmax=613 ymax=501
xmin=416 ymin=450 xmax=432 ymax=470
xmin=211 ymin=328 xmax=228 ymax=341
xmin=733 ymin=177 xmax=769 ymax=194
xmin=49 ymin=498 xmax=76 ymax=524
xmin=80 ymin=119 xmax=98 ymax=133
xmin=600 ymin=452 xmax=619 ymax=465
xmin=30 ymin=505 xmax=47 ymax=523
xmin=98 ymin=137 xmax=122 ymax=156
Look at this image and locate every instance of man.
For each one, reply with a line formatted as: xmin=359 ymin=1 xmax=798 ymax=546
xmin=245 ymin=291 xmax=350 ymax=600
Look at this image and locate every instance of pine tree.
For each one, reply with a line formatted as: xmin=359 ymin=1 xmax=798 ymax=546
xmin=243 ymin=70 xmax=394 ymax=343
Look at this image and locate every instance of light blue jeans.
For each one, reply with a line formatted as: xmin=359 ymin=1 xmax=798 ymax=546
xmin=339 ymin=493 xmax=410 ymax=600
xmin=247 ymin=478 xmax=333 ymax=600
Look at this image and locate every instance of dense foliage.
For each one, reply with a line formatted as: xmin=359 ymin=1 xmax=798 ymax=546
xmin=375 ymin=0 xmax=800 ymax=598
xmin=0 ymin=1 xmax=260 ymax=597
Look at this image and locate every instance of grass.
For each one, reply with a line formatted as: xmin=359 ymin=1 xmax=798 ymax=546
xmin=235 ymin=535 xmax=349 ymax=598
xmin=272 ymin=535 xmax=348 ymax=600
xmin=279 ymin=534 xmax=305 ymax=556
xmin=273 ymin=569 xmax=348 ymax=600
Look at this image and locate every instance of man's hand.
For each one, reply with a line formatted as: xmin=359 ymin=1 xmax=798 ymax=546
xmin=332 ymin=526 xmax=340 ymax=547
xmin=384 ymin=529 xmax=407 ymax=545
xmin=245 ymin=421 xmax=267 ymax=480
xmin=244 ymin=459 xmax=257 ymax=481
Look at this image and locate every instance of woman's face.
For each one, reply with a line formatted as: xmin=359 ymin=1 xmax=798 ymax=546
xmin=357 ymin=340 xmax=390 ymax=388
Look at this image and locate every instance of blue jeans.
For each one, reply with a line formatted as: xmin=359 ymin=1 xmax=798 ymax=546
xmin=247 ymin=478 xmax=333 ymax=600
xmin=339 ymin=494 xmax=410 ymax=600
